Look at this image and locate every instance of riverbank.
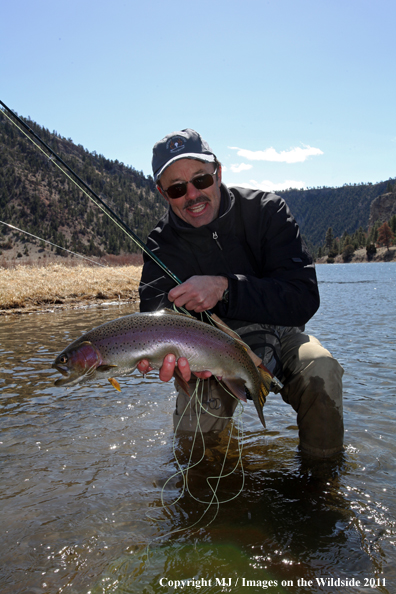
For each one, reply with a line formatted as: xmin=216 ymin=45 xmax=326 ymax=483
xmin=315 ymin=245 xmax=396 ymax=264
xmin=0 ymin=263 xmax=142 ymax=315
xmin=1 ymin=248 xmax=395 ymax=315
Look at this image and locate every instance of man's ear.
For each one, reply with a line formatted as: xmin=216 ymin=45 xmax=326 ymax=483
xmin=217 ymin=164 xmax=222 ymax=186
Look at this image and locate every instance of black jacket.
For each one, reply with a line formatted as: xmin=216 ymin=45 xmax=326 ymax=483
xmin=139 ymin=185 xmax=319 ymax=328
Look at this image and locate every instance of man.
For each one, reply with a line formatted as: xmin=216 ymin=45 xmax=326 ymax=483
xmin=138 ymin=129 xmax=344 ymax=458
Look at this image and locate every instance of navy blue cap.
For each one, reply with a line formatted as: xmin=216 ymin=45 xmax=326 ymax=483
xmin=152 ymin=128 xmax=216 ymax=183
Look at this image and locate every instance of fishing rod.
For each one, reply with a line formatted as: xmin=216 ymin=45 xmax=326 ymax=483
xmin=0 ymin=100 xmax=281 ymax=388
xmin=0 ymin=219 xmax=108 ymax=267
xmin=0 ymin=99 xmax=182 ymax=287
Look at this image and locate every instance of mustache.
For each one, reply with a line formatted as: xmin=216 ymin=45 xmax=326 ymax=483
xmin=184 ymin=197 xmax=210 ymax=210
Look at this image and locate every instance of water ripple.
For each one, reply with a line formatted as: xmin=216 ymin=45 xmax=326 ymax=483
xmin=1 ymin=265 xmax=396 ymax=592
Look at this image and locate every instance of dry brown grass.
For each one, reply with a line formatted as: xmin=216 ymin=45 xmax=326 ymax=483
xmin=0 ymin=263 xmax=143 ymax=314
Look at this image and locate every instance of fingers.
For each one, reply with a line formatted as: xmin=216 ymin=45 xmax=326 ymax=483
xmin=175 ymin=357 xmax=192 ymax=382
xmin=138 ymin=355 xmax=211 ymax=383
xmin=137 ymin=359 xmax=153 ymax=374
xmin=168 ymin=281 xmax=209 ymax=311
xmin=158 ymin=353 xmax=177 ymax=382
xmin=168 ymin=276 xmax=228 ymax=313
xmin=193 ymin=370 xmax=213 ymax=380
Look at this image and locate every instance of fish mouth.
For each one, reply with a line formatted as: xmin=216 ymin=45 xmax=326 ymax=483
xmin=52 ymin=363 xmax=69 ymax=377
xmin=52 ymin=362 xmax=97 ymax=387
xmin=52 ymin=363 xmax=79 ymax=387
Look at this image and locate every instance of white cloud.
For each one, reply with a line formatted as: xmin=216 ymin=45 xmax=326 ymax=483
xmin=234 ymin=179 xmax=306 ymax=192
xmin=230 ymin=163 xmax=253 ymax=173
xmin=229 ymin=145 xmax=323 ymax=163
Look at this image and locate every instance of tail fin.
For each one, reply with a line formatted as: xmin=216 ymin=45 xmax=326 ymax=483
xmin=253 ymin=364 xmax=273 ymax=429
xmin=255 ymin=389 xmax=267 ymax=428
xmin=258 ymin=363 xmax=273 ymax=398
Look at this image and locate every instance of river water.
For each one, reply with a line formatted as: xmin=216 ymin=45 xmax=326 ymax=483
xmin=0 ymin=262 xmax=395 ymax=594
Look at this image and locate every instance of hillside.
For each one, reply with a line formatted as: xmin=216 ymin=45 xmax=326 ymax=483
xmin=0 ymin=110 xmax=166 ymax=264
xmin=1 ymin=109 xmax=395 ymax=266
xmin=280 ymin=181 xmax=396 ymax=246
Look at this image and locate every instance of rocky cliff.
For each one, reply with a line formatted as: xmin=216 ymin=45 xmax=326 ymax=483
xmin=368 ymin=191 xmax=396 ymax=228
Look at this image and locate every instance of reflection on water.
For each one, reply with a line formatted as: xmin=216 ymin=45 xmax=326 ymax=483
xmin=1 ymin=263 xmax=395 ymax=593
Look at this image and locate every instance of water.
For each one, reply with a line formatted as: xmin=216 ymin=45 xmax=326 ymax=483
xmin=0 ymin=262 xmax=395 ymax=594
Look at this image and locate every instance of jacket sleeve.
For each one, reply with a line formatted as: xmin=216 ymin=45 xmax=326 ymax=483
xmin=218 ymin=193 xmax=320 ymax=327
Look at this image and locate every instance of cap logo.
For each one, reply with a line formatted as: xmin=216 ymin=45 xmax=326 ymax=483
xmin=166 ymin=136 xmax=186 ymax=153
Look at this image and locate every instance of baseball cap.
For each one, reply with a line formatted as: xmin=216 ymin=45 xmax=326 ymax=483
xmin=152 ymin=128 xmax=216 ymax=183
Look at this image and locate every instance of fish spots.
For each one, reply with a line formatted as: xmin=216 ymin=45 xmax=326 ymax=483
xmin=53 ymin=311 xmax=267 ymax=426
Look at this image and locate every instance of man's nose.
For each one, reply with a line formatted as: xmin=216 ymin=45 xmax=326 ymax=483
xmin=185 ymin=181 xmax=202 ymax=200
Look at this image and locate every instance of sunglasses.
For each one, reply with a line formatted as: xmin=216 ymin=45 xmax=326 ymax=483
xmin=162 ymin=167 xmax=218 ymax=199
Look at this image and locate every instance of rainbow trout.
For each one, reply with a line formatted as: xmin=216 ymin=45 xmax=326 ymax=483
xmin=52 ymin=309 xmax=272 ymax=427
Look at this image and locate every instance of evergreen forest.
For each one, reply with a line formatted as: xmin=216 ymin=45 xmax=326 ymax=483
xmin=0 ymin=109 xmax=395 ymax=262
xmin=281 ymin=182 xmax=396 ymax=248
xmin=0 ymin=112 xmax=166 ymax=259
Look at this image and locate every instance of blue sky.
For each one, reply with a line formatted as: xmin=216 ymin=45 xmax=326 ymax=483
xmin=1 ymin=0 xmax=395 ymax=191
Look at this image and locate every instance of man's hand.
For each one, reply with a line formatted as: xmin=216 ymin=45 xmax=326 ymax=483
xmin=168 ymin=275 xmax=228 ymax=313
xmin=137 ymin=354 xmax=212 ymax=382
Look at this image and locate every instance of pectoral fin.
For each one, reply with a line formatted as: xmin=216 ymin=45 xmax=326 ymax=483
xmin=108 ymin=377 xmax=121 ymax=392
xmin=222 ymin=378 xmax=247 ymax=402
xmin=97 ymin=364 xmax=118 ymax=372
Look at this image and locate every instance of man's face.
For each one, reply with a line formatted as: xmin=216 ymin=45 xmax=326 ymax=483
xmin=158 ymin=158 xmax=222 ymax=228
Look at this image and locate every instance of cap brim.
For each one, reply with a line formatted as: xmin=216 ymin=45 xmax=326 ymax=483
xmin=154 ymin=153 xmax=216 ymax=183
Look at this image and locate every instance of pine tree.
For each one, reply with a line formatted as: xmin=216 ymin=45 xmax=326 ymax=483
xmin=325 ymin=227 xmax=334 ymax=251
xmin=366 ymin=240 xmax=377 ymax=260
xmin=389 ymin=215 xmax=396 ymax=235
xmin=328 ymin=239 xmax=339 ymax=258
xmin=367 ymin=222 xmax=381 ymax=245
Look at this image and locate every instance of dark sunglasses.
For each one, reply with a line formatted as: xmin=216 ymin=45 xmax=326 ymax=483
xmin=162 ymin=167 xmax=218 ymax=199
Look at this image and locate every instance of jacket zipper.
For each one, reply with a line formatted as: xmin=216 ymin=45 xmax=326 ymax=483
xmin=212 ymin=232 xmax=223 ymax=250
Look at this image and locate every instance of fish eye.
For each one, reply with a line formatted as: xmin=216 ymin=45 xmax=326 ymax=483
xmin=59 ymin=355 xmax=68 ymax=364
